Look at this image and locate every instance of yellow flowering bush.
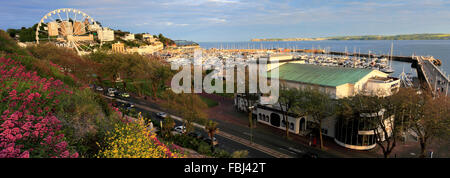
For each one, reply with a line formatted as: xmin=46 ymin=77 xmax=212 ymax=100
xmin=97 ymin=113 xmax=185 ymax=158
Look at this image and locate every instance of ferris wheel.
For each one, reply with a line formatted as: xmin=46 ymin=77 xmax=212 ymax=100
xmin=35 ymin=8 xmax=101 ymax=55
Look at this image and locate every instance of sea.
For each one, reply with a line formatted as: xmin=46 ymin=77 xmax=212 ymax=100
xmin=198 ymin=40 xmax=450 ymax=78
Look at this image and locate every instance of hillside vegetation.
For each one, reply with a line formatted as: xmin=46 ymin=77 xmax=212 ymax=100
xmin=251 ymin=33 xmax=450 ymax=41
xmin=0 ymin=30 xmax=184 ymax=158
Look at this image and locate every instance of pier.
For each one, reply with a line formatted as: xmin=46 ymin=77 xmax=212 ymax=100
xmin=416 ymin=56 xmax=449 ymax=95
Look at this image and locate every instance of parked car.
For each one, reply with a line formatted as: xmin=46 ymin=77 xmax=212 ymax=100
xmin=204 ymin=137 xmax=218 ymax=146
xmin=120 ymin=92 xmax=130 ymax=98
xmin=108 ymin=88 xmax=117 ymax=93
xmin=174 ymin=126 xmax=186 ymax=134
xmin=125 ymin=102 xmax=135 ymax=108
xmin=156 ymin=112 xmax=167 ymax=119
xmin=96 ymin=86 xmax=104 ymax=92
xmin=188 ymin=132 xmax=203 ymax=139
xmin=107 ymin=92 xmax=115 ymax=97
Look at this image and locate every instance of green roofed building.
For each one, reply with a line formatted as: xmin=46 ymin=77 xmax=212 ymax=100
xmin=235 ymin=61 xmax=401 ymax=151
xmin=266 ymin=63 xmax=399 ymax=99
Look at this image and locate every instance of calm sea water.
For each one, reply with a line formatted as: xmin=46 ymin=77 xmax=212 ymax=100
xmin=198 ymin=40 xmax=450 ymax=78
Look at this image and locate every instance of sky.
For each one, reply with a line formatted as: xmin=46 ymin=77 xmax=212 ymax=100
xmin=1 ymin=0 xmax=450 ymax=42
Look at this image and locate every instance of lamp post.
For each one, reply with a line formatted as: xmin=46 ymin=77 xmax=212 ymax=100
xmin=248 ymin=106 xmax=255 ymax=144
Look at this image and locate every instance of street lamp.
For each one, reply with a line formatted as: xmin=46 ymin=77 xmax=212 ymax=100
xmin=248 ymin=106 xmax=255 ymax=144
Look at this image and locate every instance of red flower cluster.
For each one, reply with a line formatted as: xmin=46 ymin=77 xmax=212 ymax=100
xmin=0 ymin=57 xmax=78 ymax=158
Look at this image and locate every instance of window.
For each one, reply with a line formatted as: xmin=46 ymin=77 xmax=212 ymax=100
xmin=270 ymin=113 xmax=280 ymax=127
xmin=290 ymin=123 xmax=294 ymax=130
xmin=321 ymin=128 xmax=328 ymax=135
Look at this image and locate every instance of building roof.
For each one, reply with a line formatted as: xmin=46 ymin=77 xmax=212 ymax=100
xmin=267 ymin=63 xmax=374 ymax=87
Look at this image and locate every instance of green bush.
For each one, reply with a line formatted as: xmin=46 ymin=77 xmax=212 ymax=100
xmin=231 ymin=150 xmax=249 ymax=158
xmin=55 ymin=88 xmax=121 ymax=157
xmin=213 ymin=149 xmax=231 ymax=158
xmin=197 ymin=142 xmax=212 ymax=155
xmin=0 ymin=30 xmax=28 ymax=55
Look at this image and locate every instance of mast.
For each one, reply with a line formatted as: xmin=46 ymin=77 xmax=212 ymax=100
xmin=390 ymin=41 xmax=394 ymax=68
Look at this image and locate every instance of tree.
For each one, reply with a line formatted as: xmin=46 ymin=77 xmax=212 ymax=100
xmin=149 ymin=63 xmax=172 ymax=98
xmin=160 ymin=91 xmax=208 ymax=134
xmin=157 ymin=33 xmax=175 ymax=47
xmin=162 ymin=116 xmax=176 ymax=138
xmin=420 ymin=93 xmax=450 ymax=157
xmin=278 ymin=84 xmax=300 ymax=138
xmin=351 ymin=93 xmax=400 ymax=158
xmin=296 ymin=87 xmax=334 ymax=150
xmin=180 ymin=94 xmax=208 ymax=134
xmin=6 ymin=29 xmax=19 ymax=38
xmin=205 ymin=120 xmax=219 ymax=150
xmin=394 ymin=88 xmax=450 ymax=157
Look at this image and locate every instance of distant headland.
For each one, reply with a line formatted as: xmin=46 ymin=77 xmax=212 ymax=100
xmin=251 ymin=33 xmax=450 ymax=41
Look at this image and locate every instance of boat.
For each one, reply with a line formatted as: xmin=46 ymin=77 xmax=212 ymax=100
xmin=381 ymin=42 xmax=395 ymax=74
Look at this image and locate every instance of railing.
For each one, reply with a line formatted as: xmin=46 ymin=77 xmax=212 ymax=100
xmin=425 ymin=57 xmax=450 ymax=82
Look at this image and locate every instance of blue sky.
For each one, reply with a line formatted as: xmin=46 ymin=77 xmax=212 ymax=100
xmin=1 ymin=0 xmax=450 ymax=42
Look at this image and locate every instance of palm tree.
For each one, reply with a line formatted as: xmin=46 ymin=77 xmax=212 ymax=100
xmin=205 ymin=120 xmax=219 ymax=149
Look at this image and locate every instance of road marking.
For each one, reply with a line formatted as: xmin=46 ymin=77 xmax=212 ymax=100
xmin=278 ymin=148 xmax=296 ymax=154
xmin=288 ymin=147 xmax=304 ymax=154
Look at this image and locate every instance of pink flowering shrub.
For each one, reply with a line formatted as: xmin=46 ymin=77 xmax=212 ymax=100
xmin=0 ymin=57 xmax=78 ymax=158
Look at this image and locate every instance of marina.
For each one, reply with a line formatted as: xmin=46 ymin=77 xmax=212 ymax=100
xmin=167 ymin=41 xmax=449 ymax=95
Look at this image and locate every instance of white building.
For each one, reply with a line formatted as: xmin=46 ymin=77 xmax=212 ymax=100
xmin=97 ymin=27 xmax=114 ymax=42
xmin=235 ymin=61 xmax=400 ymax=150
xmin=126 ymin=43 xmax=164 ymax=55
xmin=142 ymin=33 xmax=156 ymax=42
xmin=88 ymin=24 xmax=101 ymax=31
xmin=123 ymin=33 xmax=135 ymax=41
